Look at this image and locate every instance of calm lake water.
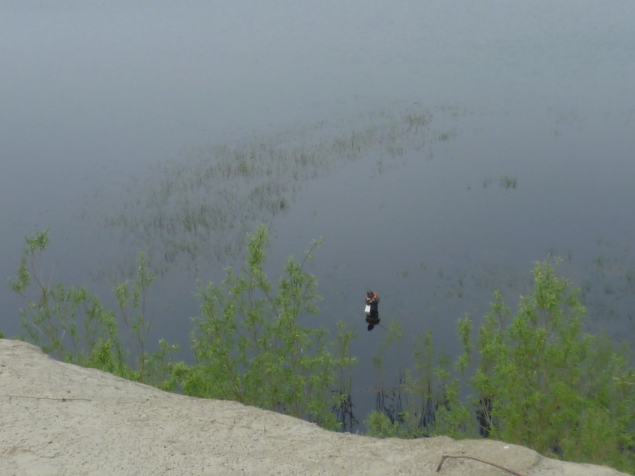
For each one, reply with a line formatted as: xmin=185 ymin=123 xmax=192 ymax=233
xmin=2 ymin=0 xmax=635 ymax=424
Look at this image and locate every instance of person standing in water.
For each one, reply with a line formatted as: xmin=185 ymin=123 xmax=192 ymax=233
xmin=365 ymin=291 xmax=380 ymax=331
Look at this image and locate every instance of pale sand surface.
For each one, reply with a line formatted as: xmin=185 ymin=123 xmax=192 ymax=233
xmin=0 ymin=339 xmax=629 ymax=476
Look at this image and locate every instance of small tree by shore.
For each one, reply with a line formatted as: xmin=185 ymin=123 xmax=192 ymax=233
xmin=180 ymin=225 xmax=357 ymax=430
xmin=8 ymin=227 xmax=356 ymax=431
xmin=366 ymin=258 xmax=635 ymax=474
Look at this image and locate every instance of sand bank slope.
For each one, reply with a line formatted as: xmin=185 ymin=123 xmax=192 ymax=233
xmin=0 ymin=339 xmax=628 ymax=476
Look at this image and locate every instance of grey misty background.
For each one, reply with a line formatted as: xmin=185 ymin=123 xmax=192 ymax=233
xmin=2 ymin=0 xmax=635 ymax=421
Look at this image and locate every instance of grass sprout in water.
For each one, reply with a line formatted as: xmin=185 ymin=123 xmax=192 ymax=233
xmin=499 ymin=175 xmax=517 ymax=189
xmin=105 ymin=105 xmax=469 ymax=276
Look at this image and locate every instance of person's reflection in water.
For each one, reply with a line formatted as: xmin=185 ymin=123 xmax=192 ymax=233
xmin=365 ymin=291 xmax=380 ymax=331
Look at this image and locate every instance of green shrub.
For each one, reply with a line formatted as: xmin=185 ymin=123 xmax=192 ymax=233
xmin=366 ymin=317 xmax=476 ymax=439
xmin=181 ymin=225 xmax=356 ymax=430
xmin=9 ymin=231 xmax=177 ymax=386
xmin=467 ymin=258 xmax=635 ymax=471
xmin=367 ymin=257 xmax=635 ymax=474
xmin=10 ymin=230 xmax=635 ymax=472
xmin=366 ymin=411 xmax=400 ymax=438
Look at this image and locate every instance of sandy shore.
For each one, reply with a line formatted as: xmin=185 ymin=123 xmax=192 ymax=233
xmin=0 ymin=339 xmax=629 ymax=475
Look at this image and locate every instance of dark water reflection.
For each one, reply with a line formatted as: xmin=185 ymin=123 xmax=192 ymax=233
xmin=2 ymin=0 xmax=635 ymax=426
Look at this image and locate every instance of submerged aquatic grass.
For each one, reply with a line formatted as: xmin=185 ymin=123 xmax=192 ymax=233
xmin=105 ymin=105 xmax=469 ymax=276
xmin=499 ymin=175 xmax=517 ymax=189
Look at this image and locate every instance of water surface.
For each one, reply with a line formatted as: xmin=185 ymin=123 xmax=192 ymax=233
xmin=2 ymin=0 xmax=635 ymax=425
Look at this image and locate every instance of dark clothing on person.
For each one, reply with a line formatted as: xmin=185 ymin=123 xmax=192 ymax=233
xmin=366 ymin=314 xmax=380 ymax=331
xmin=365 ymin=292 xmax=380 ymax=331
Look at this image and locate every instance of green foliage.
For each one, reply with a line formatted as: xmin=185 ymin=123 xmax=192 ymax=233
xmin=115 ymin=251 xmax=165 ymax=383
xmin=181 ymin=225 xmax=356 ymax=430
xmin=371 ymin=318 xmax=404 ymax=376
xmin=331 ymin=321 xmax=358 ymax=431
xmin=9 ymin=231 xmax=126 ymax=373
xmin=9 ymin=230 xmax=635 ymax=473
xmin=9 ymin=231 xmax=177 ymax=386
xmin=367 ymin=258 xmax=635 ymax=475
xmin=366 ymin=320 xmax=477 ymax=439
xmin=9 ymin=227 xmax=354 ymax=430
xmin=467 ymin=258 xmax=635 ymax=472
xmin=366 ymin=411 xmax=400 ymax=438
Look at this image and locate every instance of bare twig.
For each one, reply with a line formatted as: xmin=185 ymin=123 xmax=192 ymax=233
xmin=4 ymin=395 xmax=91 ymax=402
xmin=436 ymin=454 xmax=524 ymax=476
